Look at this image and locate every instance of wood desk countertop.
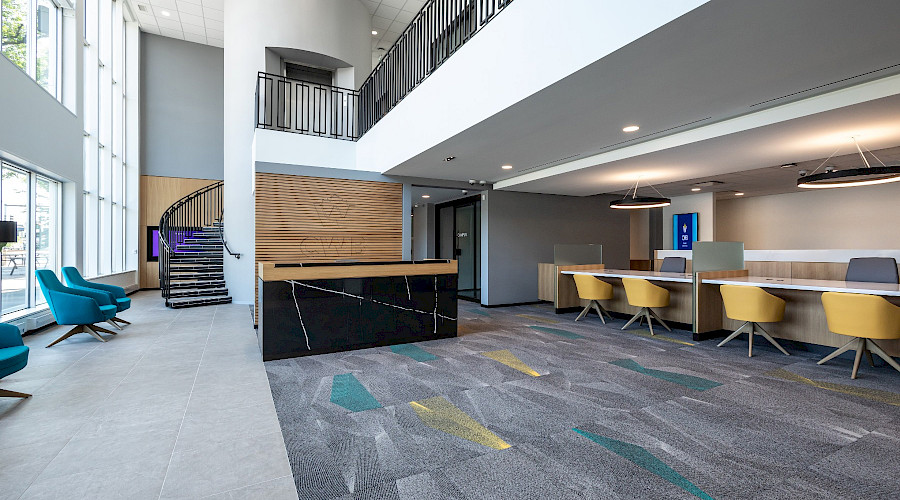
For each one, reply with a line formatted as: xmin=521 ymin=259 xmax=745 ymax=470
xmin=702 ymin=276 xmax=900 ymax=297
xmin=562 ymin=269 xmax=694 ymax=283
xmin=258 ymin=260 xmax=458 ymax=282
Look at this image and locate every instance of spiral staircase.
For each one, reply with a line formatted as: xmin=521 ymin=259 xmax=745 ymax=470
xmin=158 ymin=181 xmax=239 ymax=308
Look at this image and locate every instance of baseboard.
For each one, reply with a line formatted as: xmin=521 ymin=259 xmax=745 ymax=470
xmin=481 ymin=301 xmax=543 ymax=308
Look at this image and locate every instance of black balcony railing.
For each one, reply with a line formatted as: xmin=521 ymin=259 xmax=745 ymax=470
xmin=255 ymin=0 xmax=514 ymax=141
xmin=359 ymin=0 xmax=514 ymax=136
xmin=256 ymin=73 xmax=360 ymax=141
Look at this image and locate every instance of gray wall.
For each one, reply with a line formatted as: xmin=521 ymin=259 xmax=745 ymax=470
xmin=141 ymin=33 xmax=224 ymax=180
xmin=483 ymin=191 xmax=630 ymax=306
xmin=412 ymin=203 xmax=436 ymax=260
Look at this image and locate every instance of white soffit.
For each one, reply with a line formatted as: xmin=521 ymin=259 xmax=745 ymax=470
xmin=494 ymin=74 xmax=900 ymax=193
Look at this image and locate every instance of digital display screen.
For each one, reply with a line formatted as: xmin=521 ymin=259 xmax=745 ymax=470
xmin=673 ymin=213 xmax=698 ymax=250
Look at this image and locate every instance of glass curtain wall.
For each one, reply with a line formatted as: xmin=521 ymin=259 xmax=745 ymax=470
xmin=1 ymin=162 xmax=60 ymax=316
xmin=0 ymin=0 xmax=61 ymax=97
xmin=83 ymin=0 xmax=130 ymax=277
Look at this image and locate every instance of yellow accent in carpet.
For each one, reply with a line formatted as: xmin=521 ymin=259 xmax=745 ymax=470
xmin=624 ymin=329 xmax=695 ymax=346
xmin=481 ymin=349 xmax=541 ymax=377
xmin=409 ymin=396 xmax=511 ymax=450
xmin=766 ymin=368 xmax=900 ymax=407
xmin=516 ymin=314 xmax=559 ymax=324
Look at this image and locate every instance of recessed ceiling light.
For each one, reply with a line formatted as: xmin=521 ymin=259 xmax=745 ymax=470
xmin=422 ymin=194 xmax=430 ymax=199
xmin=734 ymin=192 xmax=744 ymax=196
xmin=444 ymin=156 xmax=456 ymax=162
xmin=161 ymin=10 xmax=171 ymax=16
xmin=501 ymin=165 xmax=513 ymax=170
xmin=372 ymin=30 xmax=378 ymax=35
xmin=691 ymin=187 xmax=701 ymax=192
xmin=781 ymin=163 xmax=797 ymax=169
xmin=622 ymin=125 xmax=640 ymax=133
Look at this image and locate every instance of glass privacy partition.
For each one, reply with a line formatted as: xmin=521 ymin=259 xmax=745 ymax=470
xmin=554 ymin=244 xmax=603 ymax=266
xmin=691 ymin=241 xmax=746 ymax=336
xmin=692 ymin=242 xmax=744 ymax=273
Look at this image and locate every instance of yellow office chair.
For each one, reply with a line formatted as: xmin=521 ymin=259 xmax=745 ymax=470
xmin=718 ymin=285 xmax=790 ymax=357
xmin=621 ymin=278 xmax=671 ymax=335
xmin=819 ymin=292 xmax=900 ymax=379
xmin=573 ymin=274 xmax=614 ymax=324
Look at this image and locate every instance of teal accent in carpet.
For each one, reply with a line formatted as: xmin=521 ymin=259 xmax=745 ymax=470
xmin=610 ymin=359 xmax=722 ymax=391
xmin=390 ymin=343 xmax=438 ymax=362
xmin=573 ymin=428 xmax=715 ymax=500
xmin=472 ymin=309 xmax=491 ymax=317
xmin=529 ymin=326 xmax=584 ymax=339
xmin=330 ymin=373 xmax=382 ymax=412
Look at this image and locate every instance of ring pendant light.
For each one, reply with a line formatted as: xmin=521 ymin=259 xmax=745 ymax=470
xmin=609 ymin=178 xmax=671 ymax=209
xmin=798 ymin=137 xmax=900 ymax=189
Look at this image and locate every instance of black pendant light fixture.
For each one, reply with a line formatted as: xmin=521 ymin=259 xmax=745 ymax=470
xmin=609 ymin=177 xmax=671 ymax=209
xmin=797 ymin=137 xmax=900 ymax=189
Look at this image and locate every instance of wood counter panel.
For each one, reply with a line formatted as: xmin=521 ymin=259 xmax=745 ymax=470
xmin=604 ymin=278 xmax=693 ymax=325
xmin=720 ymin=288 xmax=900 ymax=356
xmin=254 ymin=173 xmax=404 ymax=322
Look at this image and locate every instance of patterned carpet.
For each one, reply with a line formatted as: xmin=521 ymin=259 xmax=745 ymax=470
xmin=264 ymin=301 xmax=900 ymax=500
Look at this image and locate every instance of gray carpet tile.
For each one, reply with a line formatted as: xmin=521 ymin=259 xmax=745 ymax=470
xmin=266 ymin=301 xmax=900 ymax=499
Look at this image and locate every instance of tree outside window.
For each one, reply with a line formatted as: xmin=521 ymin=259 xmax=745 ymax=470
xmin=0 ymin=0 xmax=28 ymax=71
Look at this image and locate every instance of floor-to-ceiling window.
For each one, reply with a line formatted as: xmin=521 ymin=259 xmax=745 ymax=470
xmin=83 ymin=0 xmax=133 ymax=278
xmin=0 ymin=0 xmax=61 ymax=97
xmin=1 ymin=162 xmax=60 ymax=315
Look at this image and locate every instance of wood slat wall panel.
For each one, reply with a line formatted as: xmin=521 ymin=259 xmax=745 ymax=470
xmin=254 ymin=173 xmax=404 ymax=322
xmin=139 ymin=175 xmax=219 ymax=289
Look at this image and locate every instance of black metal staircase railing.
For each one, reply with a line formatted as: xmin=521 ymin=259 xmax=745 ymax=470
xmin=159 ymin=181 xmax=236 ymax=308
xmin=255 ymin=0 xmax=515 ymax=140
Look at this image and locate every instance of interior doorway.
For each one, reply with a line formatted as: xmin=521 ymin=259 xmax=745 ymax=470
xmin=437 ymin=196 xmax=481 ymax=301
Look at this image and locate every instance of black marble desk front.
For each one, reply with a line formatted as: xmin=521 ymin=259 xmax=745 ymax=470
xmin=258 ymin=261 xmax=458 ymax=360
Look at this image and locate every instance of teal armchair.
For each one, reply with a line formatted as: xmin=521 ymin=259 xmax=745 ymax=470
xmin=61 ymin=266 xmax=131 ymax=328
xmin=35 ymin=270 xmax=118 ymax=347
xmin=0 ymin=323 xmax=29 ymax=398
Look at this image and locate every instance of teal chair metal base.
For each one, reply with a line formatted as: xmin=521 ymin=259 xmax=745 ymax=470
xmin=46 ymin=324 xmax=118 ymax=348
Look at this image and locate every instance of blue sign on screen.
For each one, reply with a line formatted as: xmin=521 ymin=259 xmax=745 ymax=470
xmin=673 ymin=213 xmax=698 ymax=250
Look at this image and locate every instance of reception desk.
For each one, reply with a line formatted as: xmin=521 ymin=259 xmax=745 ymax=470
xmin=257 ymin=260 xmax=458 ymax=360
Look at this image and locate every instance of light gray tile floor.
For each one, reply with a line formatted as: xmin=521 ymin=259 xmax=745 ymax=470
xmin=0 ymin=291 xmax=297 ymax=500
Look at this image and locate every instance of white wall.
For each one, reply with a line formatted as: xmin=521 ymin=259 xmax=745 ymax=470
xmin=663 ymin=192 xmax=715 ymax=249
xmin=356 ymin=0 xmax=709 ymax=173
xmin=224 ymin=0 xmax=371 ymax=303
xmin=252 ymin=129 xmax=363 ymax=172
xmin=716 ymin=182 xmax=900 ymax=250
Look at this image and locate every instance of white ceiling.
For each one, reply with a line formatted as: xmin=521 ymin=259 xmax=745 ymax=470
xmin=127 ymin=0 xmax=424 ymax=69
xmin=361 ymin=0 xmax=426 ymax=68
xmin=127 ymin=0 xmax=225 ymax=47
xmin=383 ymin=0 xmax=900 ymax=197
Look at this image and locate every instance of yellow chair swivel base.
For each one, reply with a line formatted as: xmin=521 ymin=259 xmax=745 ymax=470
xmin=817 ymin=337 xmax=900 ymax=379
xmin=575 ymin=300 xmax=613 ymax=324
xmin=622 ymin=307 xmax=671 ymax=336
xmin=717 ymin=321 xmax=790 ymax=357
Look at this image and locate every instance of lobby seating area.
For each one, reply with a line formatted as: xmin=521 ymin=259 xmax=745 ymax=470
xmin=3 ymin=1 xmax=900 ymax=498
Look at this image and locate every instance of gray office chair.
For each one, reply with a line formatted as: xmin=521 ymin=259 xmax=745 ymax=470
xmin=659 ymin=257 xmax=687 ymax=273
xmin=845 ymin=257 xmax=899 ymax=284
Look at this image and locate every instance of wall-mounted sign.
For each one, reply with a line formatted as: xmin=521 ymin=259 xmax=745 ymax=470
xmin=673 ymin=213 xmax=698 ymax=250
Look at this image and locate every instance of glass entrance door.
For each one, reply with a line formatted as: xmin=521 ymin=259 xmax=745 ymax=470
xmin=454 ymin=201 xmax=480 ymax=301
